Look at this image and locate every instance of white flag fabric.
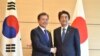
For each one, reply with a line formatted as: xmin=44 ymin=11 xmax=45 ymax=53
xmin=71 ymin=0 xmax=89 ymax=56
xmin=1 ymin=0 xmax=23 ymax=56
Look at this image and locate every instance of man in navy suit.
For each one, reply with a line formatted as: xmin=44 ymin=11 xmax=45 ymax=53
xmin=31 ymin=12 xmax=56 ymax=56
xmin=54 ymin=10 xmax=80 ymax=56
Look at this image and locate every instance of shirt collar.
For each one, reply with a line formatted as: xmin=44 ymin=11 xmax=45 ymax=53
xmin=61 ymin=25 xmax=68 ymax=30
xmin=39 ymin=26 xmax=46 ymax=31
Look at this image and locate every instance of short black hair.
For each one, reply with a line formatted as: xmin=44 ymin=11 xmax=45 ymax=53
xmin=58 ymin=10 xmax=70 ymax=20
xmin=37 ymin=12 xmax=49 ymax=20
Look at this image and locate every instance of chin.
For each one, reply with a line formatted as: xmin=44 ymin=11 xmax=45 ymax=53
xmin=42 ymin=25 xmax=46 ymax=28
xmin=62 ymin=24 xmax=67 ymax=26
xmin=63 ymin=23 xmax=67 ymax=25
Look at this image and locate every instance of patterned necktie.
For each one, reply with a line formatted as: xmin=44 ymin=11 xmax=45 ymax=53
xmin=61 ymin=28 xmax=66 ymax=42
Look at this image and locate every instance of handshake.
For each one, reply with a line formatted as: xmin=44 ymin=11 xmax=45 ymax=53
xmin=50 ymin=47 xmax=57 ymax=54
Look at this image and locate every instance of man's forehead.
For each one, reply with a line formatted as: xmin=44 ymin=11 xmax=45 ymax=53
xmin=61 ymin=14 xmax=68 ymax=16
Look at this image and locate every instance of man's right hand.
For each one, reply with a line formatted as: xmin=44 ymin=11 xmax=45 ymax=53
xmin=50 ymin=47 xmax=57 ymax=53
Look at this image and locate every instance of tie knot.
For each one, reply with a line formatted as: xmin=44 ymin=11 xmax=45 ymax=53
xmin=63 ymin=28 xmax=66 ymax=30
xmin=44 ymin=30 xmax=47 ymax=33
xmin=62 ymin=28 xmax=66 ymax=35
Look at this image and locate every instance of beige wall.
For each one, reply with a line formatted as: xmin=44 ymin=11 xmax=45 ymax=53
xmin=0 ymin=0 xmax=100 ymax=56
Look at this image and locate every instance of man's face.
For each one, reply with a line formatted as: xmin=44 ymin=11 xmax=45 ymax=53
xmin=38 ymin=15 xmax=49 ymax=28
xmin=59 ymin=14 xmax=69 ymax=27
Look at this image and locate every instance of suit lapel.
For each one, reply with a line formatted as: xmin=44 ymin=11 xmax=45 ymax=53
xmin=57 ymin=27 xmax=62 ymax=43
xmin=48 ymin=31 xmax=52 ymax=42
xmin=47 ymin=31 xmax=52 ymax=46
xmin=36 ymin=26 xmax=45 ymax=37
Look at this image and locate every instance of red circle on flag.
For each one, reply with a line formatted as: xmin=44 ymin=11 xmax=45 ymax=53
xmin=72 ymin=17 xmax=88 ymax=44
xmin=7 ymin=15 xmax=19 ymax=33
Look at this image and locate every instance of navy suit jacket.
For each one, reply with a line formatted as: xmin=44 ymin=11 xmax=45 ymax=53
xmin=54 ymin=26 xmax=80 ymax=56
xmin=31 ymin=26 xmax=53 ymax=56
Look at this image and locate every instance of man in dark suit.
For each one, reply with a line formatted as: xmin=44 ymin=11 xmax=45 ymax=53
xmin=31 ymin=12 xmax=56 ymax=56
xmin=54 ymin=10 xmax=80 ymax=56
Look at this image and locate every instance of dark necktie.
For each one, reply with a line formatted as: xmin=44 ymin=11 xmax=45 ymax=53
xmin=61 ymin=28 xmax=66 ymax=42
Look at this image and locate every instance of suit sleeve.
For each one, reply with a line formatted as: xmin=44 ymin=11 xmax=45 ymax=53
xmin=54 ymin=30 xmax=57 ymax=47
xmin=31 ymin=30 xmax=51 ymax=54
xmin=74 ymin=29 xmax=81 ymax=56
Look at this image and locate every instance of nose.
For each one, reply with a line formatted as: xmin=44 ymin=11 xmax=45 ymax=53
xmin=63 ymin=17 xmax=66 ymax=20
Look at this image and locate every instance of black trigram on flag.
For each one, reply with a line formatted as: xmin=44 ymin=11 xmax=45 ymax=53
xmin=7 ymin=2 xmax=15 ymax=10
xmin=6 ymin=44 xmax=16 ymax=52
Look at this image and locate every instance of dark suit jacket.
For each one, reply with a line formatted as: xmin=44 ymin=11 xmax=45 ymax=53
xmin=54 ymin=26 xmax=80 ymax=56
xmin=31 ymin=26 xmax=53 ymax=56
